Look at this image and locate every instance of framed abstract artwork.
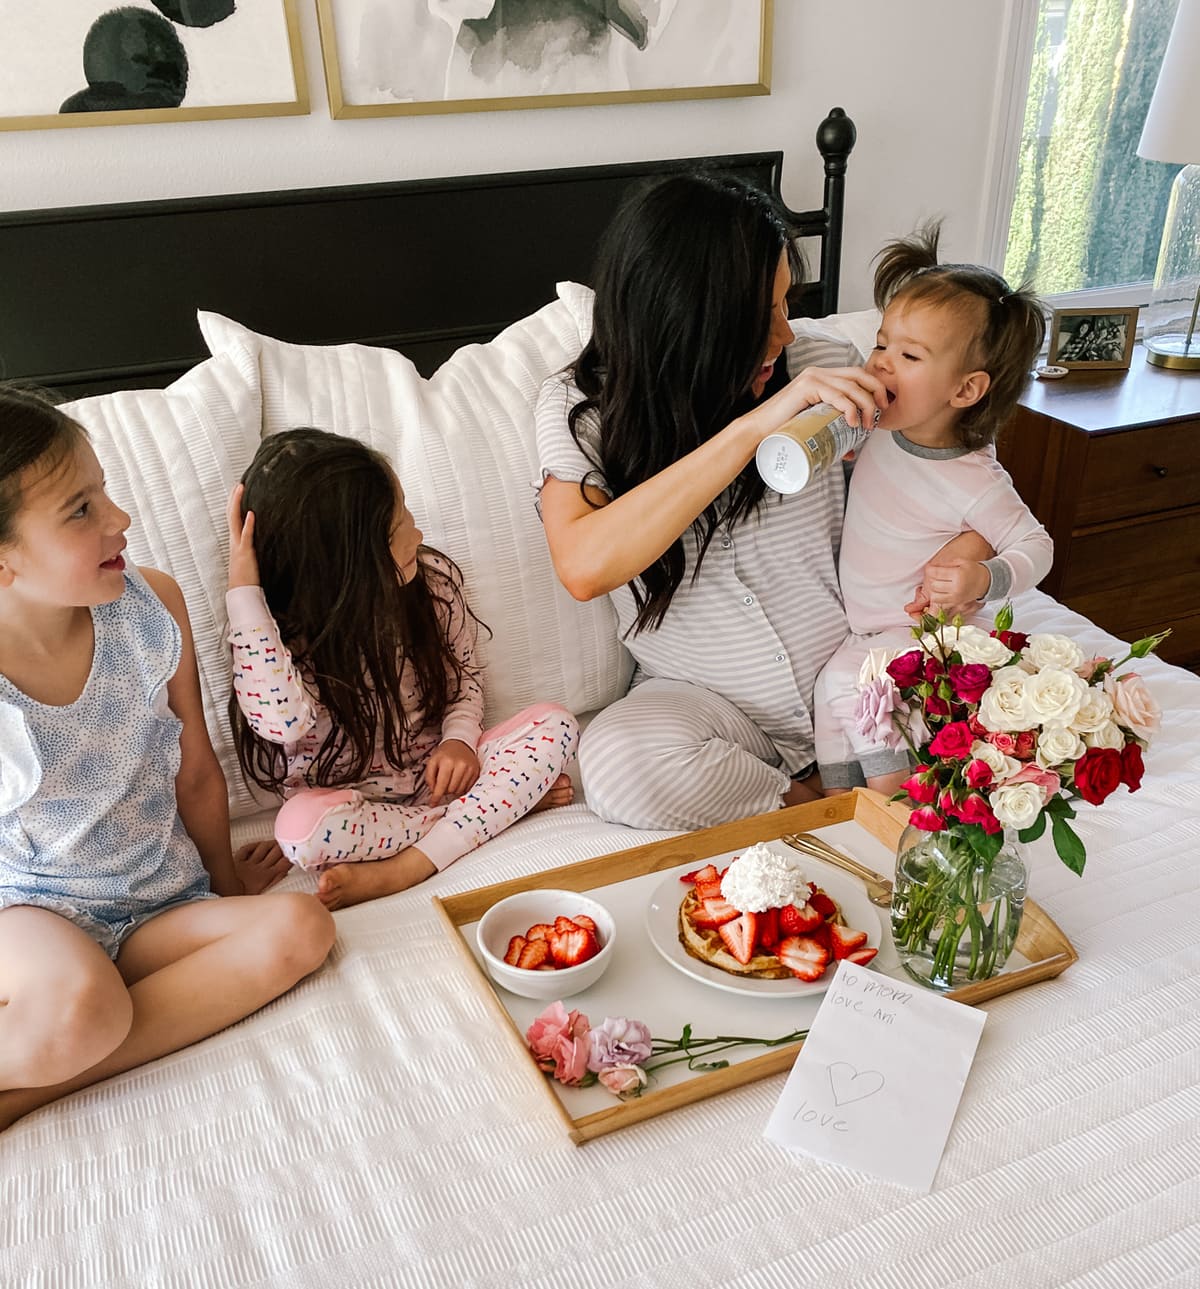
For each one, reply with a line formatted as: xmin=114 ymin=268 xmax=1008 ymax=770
xmin=0 ymin=1 xmax=308 ymax=132
xmin=315 ymin=0 xmax=773 ymax=118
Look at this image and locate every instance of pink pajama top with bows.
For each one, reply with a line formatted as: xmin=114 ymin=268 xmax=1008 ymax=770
xmin=226 ymin=554 xmax=484 ymax=798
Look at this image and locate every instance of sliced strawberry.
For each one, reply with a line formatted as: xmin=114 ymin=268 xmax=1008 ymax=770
xmin=571 ymin=914 xmax=597 ymax=935
xmin=687 ymin=864 xmax=720 ymax=887
xmin=757 ymin=906 xmax=780 ymax=949
xmin=717 ymin=911 xmax=759 ymax=965
xmin=516 ymin=938 xmax=550 ymax=970
xmin=553 ymin=915 xmax=581 ymax=934
xmin=808 ymin=886 xmax=838 ymax=919
xmin=846 ymin=947 xmax=879 ymax=966
xmin=694 ymin=881 xmax=724 ymax=902
xmin=504 ymin=935 xmax=527 ymax=966
xmin=776 ymin=934 xmax=832 ymax=982
xmin=525 ymin=922 xmax=554 ymax=942
xmin=779 ymin=901 xmax=822 ymax=935
xmin=689 ymin=896 xmax=740 ymax=928
xmin=550 ymin=926 xmax=600 ymax=968
xmin=828 ymin=923 xmax=869 ymax=960
xmin=809 ymin=922 xmax=832 ymax=953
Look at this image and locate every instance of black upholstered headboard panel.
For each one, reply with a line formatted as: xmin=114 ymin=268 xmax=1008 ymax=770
xmin=0 ymin=108 xmax=855 ymax=399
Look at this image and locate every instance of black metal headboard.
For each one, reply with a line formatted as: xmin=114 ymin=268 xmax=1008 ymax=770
xmin=0 ymin=108 xmax=855 ymax=399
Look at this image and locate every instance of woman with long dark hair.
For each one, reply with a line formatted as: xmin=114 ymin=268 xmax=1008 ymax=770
xmin=535 ymin=173 xmax=885 ymax=829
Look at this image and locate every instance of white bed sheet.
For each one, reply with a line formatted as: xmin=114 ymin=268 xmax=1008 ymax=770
xmin=4 ymin=590 xmax=1199 ymax=1288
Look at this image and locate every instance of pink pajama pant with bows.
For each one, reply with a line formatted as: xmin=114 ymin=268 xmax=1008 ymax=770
xmin=273 ymin=703 xmax=578 ymax=871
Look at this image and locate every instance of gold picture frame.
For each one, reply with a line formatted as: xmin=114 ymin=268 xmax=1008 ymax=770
xmin=0 ymin=1 xmax=308 ymax=133
xmin=316 ymin=0 xmax=772 ymax=119
xmin=1047 ymin=306 xmax=1140 ymax=370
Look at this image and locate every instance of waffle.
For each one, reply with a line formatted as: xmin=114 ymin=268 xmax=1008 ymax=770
xmin=676 ymin=890 xmax=793 ymax=979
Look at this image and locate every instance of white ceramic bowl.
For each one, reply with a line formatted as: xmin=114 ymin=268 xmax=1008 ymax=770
xmin=476 ymin=889 xmax=616 ymax=1000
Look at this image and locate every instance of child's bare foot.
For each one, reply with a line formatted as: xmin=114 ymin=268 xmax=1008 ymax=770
xmin=530 ymin=773 xmax=574 ymax=814
xmin=316 ymin=847 xmax=436 ymax=910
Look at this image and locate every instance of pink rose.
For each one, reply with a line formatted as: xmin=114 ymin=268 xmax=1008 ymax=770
xmin=964 ymin=758 xmax=994 ymax=789
xmin=949 ymin=663 xmax=992 ymax=704
xmin=526 ymin=1002 xmax=591 ymax=1085
xmin=901 ymin=771 xmax=938 ymax=805
xmin=887 ymin=650 xmax=924 ymax=688
xmin=929 ymin=721 xmax=974 ymax=760
xmin=1076 ymin=656 xmax=1108 ymax=683
xmin=597 ymin=1064 xmax=648 ymax=1098
xmin=1104 ymin=671 xmax=1162 ymax=741
xmin=968 ymin=714 xmax=988 ymax=738
xmin=1003 ymin=763 xmax=1061 ymax=804
xmin=988 ymin=730 xmax=1018 ymax=756
xmin=909 ymin=807 xmax=946 ymax=832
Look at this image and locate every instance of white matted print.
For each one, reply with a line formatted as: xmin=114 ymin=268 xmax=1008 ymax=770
xmin=0 ymin=1 xmax=307 ymax=132
xmin=317 ymin=0 xmax=772 ymax=117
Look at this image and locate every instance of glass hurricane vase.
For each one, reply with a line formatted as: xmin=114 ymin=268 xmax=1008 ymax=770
xmin=890 ymin=823 xmax=1028 ymax=991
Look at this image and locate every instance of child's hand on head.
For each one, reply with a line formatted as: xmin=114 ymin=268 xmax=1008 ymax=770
xmin=425 ymin=738 xmax=480 ymax=806
xmin=227 ymin=483 xmax=261 ymax=590
xmin=922 ymin=557 xmax=990 ymax=617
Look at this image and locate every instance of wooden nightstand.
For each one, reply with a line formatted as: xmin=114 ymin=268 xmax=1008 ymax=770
xmin=996 ymin=346 xmax=1200 ymax=668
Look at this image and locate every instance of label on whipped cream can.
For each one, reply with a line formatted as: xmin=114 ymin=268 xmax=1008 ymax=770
xmin=755 ymin=403 xmax=861 ymax=494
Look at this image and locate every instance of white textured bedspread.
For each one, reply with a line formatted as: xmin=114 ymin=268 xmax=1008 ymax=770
xmin=4 ymin=590 xmax=1199 ymax=1288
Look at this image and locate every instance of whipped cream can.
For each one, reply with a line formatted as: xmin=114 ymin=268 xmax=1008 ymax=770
xmin=755 ymin=403 xmax=860 ymax=494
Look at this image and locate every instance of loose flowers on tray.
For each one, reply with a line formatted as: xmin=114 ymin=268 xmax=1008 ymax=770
xmin=857 ymin=606 xmax=1168 ymax=988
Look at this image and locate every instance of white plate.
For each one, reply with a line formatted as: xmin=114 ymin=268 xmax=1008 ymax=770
xmin=644 ymin=841 xmax=884 ymax=999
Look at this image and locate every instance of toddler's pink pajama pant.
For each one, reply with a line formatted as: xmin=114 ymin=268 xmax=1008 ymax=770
xmin=273 ymin=702 xmax=578 ymax=871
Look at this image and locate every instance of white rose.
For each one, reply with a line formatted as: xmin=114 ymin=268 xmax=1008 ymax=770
xmin=990 ymin=781 xmax=1045 ymax=831
xmin=857 ymin=646 xmax=898 ymax=687
xmin=1023 ymin=633 xmax=1086 ymax=673
xmin=977 ymin=666 xmax=1031 ymax=732
xmin=1104 ymin=671 xmax=1162 ymax=741
xmin=1084 ymin=720 xmax=1126 ymax=750
xmin=970 ymin=739 xmax=1021 ymax=783
xmin=953 ymin=626 xmax=1015 ymax=668
xmin=1069 ymin=685 xmax=1114 ymax=734
xmin=1024 ymin=665 xmax=1089 ymax=726
xmin=1035 ymin=723 xmax=1085 ymax=769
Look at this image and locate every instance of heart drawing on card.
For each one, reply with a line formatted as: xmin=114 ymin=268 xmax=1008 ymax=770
xmin=827 ymin=1061 xmax=885 ymax=1106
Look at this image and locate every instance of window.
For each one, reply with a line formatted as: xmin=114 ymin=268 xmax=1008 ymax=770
xmin=1002 ymin=0 xmax=1183 ymax=303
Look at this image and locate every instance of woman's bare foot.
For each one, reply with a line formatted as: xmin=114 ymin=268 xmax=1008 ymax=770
xmin=316 ymin=847 xmax=436 ymax=911
xmin=530 ymin=773 xmax=574 ymax=814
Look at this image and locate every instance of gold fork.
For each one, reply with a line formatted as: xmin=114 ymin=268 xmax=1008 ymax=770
xmin=779 ymin=832 xmax=894 ymax=908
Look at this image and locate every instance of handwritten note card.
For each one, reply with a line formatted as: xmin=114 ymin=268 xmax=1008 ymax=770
xmin=764 ymin=961 xmax=987 ymax=1191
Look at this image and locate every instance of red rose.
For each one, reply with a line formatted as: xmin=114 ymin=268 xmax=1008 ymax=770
xmin=954 ymin=792 xmax=1002 ymax=833
xmin=1074 ymin=747 xmax=1122 ymax=806
xmin=909 ymin=807 xmax=946 ymax=832
xmin=991 ymin=628 xmax=1030 ymax=653
xmin=929 ymin=721 xmax=973 ymax=760
xmin=964 ymin=758 xmax=994 ymax=789
xmin=948 ymin=663 xmax=992 ymax=704
xmin=938 ymin=789 xmax=958 ymax=815
xmin=924 ymin=656 xmax=944 ymax=682
xmin=924 ymin=695 xmax=950 ymax=719
xmin=1120 ymin=742 xmax=1144 ymax=792
xmin=968 ymin=714 xmax=988 ymax=738
xmin=887 ymin=650 xmax=924 ymax=687
xmin=1013 ymin=730 xmax=1038 ymax=760
xmin=901 ymin=772 xmax=938 ymax=805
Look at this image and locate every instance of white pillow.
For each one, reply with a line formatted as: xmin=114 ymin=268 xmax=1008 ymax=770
xmin=790 ymin=308 xmax=882 ymax=361
xmin=62 ymin=351 xmax=273 ymax=818
xmin=199 ymin=284 xmax=634 ymax=730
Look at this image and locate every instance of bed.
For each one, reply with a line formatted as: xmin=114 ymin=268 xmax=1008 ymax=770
xmin=3 ymin=110 xmax=1200 ymax=1288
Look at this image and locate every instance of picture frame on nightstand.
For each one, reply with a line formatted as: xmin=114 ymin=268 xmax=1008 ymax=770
xmin=1048 ymin=306 xmax=1139 ymax=370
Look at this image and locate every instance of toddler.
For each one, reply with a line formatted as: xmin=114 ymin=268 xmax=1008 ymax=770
xmin=815 ymin=223 xmax=1053 ymax=793
xmin=0 ymin=387 xmax=334 ymax=1132
xmin=228 ymin=428 xmax=578 ymax=909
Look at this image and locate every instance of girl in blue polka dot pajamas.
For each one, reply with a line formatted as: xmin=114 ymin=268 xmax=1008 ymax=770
xmin=0 ymin=388 xmax=335 ymax=1133
xmin=227 ymin=429 xmax=579 ymax=912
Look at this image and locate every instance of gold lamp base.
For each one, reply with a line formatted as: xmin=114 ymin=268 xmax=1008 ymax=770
xmin=1145 ymin=334 xmax=1200 ymax=370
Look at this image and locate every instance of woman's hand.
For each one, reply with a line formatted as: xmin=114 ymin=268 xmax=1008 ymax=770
xmin=227 ymin=483 xmax=261 ymax=589
xmin=425 ymin=738 xmax=480 ymax=806
xmin=751 ymin=364 xmax=887 ymax=438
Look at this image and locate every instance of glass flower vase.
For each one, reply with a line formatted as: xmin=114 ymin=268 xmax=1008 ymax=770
xmin=890 ymin=823 xmax=1028 ymax=991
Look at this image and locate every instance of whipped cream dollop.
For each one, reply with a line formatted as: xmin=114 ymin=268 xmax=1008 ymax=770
xmin=720 ymin=842 xmax=808 ymax=913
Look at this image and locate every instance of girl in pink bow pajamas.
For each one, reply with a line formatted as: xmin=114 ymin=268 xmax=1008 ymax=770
xmin=227 ymin=428 xmax=578 ymax=910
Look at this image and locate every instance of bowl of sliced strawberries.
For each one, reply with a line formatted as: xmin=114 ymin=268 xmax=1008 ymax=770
xmin=476 ymin=889 xmax=616 ymax=999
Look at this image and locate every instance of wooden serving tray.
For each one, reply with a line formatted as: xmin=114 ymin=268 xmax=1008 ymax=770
xmin=432 ymin=789 xmax=1077 ymax=1143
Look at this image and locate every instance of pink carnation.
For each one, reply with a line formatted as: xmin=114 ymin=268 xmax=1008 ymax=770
xmin=855 ymin=675 xmax=906 ymax=751
xmin=526 ymin=1002 xmax=591 ymax=1086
